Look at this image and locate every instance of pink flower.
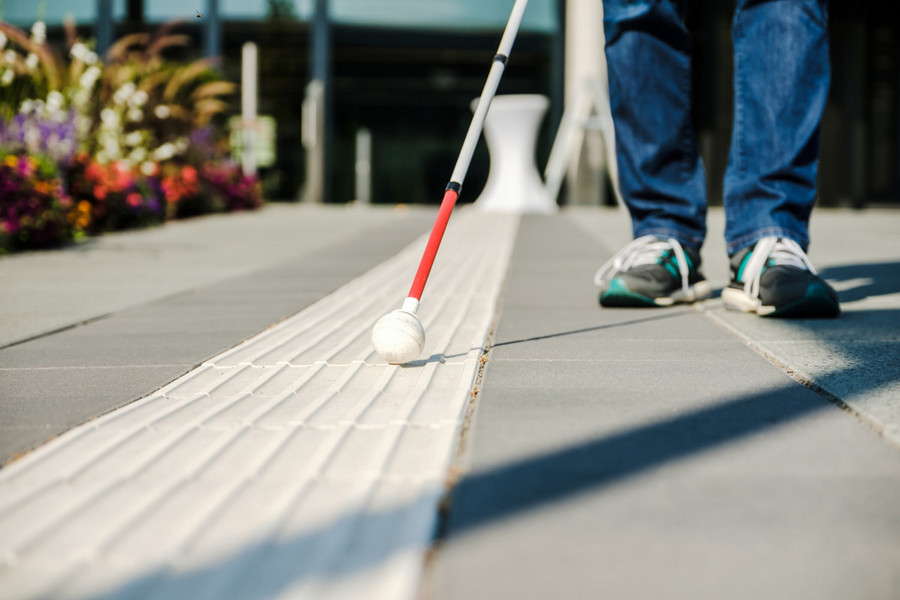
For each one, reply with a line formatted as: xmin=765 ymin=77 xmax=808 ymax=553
xmin=181 ymin=165 xmax=197 ymax=184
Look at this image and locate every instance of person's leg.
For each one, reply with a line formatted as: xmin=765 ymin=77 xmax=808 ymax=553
xmin=723 ymin=0 xmax=830 ymax=254
xmin=603 ymin=0 xmax=707 ymax=250
xmin=721 ymin=0 xmax=838 ymax=317
xmin=596 ymin=0 xmax=710 ymax=307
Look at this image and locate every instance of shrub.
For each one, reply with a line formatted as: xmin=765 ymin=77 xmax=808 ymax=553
xmin=66 ymin=152 xmax=164 ymax=232
xmin=0 ymin=151 xmax=85 ymax=252
xmin=203 ymin=162 xmax=264 ymax=212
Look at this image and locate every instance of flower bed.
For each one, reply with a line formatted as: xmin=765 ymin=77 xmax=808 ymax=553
xmin=0 ymin=152 xmax=81 ymax=253
xmin=0 ymin=19 xmax=264 ymax=254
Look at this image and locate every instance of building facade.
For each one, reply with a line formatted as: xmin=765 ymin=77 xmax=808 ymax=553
xmin=2 ymin=0 xmax=897 ymax=206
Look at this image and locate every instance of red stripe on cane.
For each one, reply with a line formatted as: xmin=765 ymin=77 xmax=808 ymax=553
xmin=408 ymin=187 xmax=460 ymax=300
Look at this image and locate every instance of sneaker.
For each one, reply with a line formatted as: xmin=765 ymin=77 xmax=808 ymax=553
xmin=594 ymin=236 xmax=712 ymax=307
xmin=721 ymin=237 xmax=840 ymax=318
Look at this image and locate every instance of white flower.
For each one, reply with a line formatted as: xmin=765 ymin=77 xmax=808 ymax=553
xmin=73 ymin=89 xmax=91 ymax=107
xmin=25 ymin=53 xmax=39 ymax=71
xmin=0 ymin=31 xmax=7 ymax=51
xmin=100 ymin=134 xmax=122 ymax=160
xmin=127 ymin=107 xmax=143 ymax=122
xmin=129 ymin=90 xmax=148 ymax=107
xmin=47 ymin=90 xmax=64 ymax=112
xmin=141 ymin=161 xmax=156 ymax=176
xmin=21 ymin=99 xmax=34 ymax=113
xmin=101 ymin=107 xmax=120 ymax=126
xmin=31 ymin=21 xmax=47 ymax=45
xmin=76 ymin=114 xmax=93 ymax=139
xmin=70 ymin=42 xmax=89 ymax=62
xmin=125 ymin=131 xmax=143 ymax=146
xmin=80 ymin=65 xmax=101 ymax=89
xmin=5 ymin=50 xmax=16 ymax=64
xmin=153 ymin=143 xmax=176 ymax=161
xmin=114 ymin=82 xmax=136 ymax=105
xmin=154 ymin=105 xmax=171 ymax=119
xmin=129 ymin=147 xmax=148 ymax=163
xmin=85 ymin=51 xmax=99 ymax=65
xmin=1 ymin=69 xmax=13 ymax=86
xmin=175 ymin=137 xmax=189 ymax=152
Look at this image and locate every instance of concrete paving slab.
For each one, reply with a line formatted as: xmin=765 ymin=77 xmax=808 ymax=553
xmin=567 ymin=206 xmax=900 ymax=446
xmin=0 ymin=365 xmax=189 ymax=461
xmin=697 ymin=209 xmax=900 ymax=447
xmin=0 ymin=204 xmax=431 ymax=348
xmin=430 ymin=212 xmax=900 ymax=600
xmin=0 ymin=202 xmax=897 ymax=600
xmin=0 ymin=208 xmax=520 ymax=600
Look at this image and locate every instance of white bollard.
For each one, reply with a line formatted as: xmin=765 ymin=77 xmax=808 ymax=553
xmin=241 ymin=41 xmax=258 ymax=177
xmin=472 ymin=94 xmax=556 ymax=214
xmin=355 ymin=127 xmax=372 ymax=204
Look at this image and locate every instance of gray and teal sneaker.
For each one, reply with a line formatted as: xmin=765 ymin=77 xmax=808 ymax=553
xmin=594 ymin=236 xmax=712 ymax=307
xmin=721 ymin=237 xmax=840 ymax=318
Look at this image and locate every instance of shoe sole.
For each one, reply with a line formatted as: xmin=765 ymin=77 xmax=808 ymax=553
xmin=721 ymin=281 xmax=840 ymax=318
xmin=600 ymin=279 xmax=712 ymax=308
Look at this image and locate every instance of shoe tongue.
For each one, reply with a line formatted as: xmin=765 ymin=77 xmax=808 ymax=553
xmin=732 ymin=238 xmax=810 ymax=282
xmin=768 ymin=241 xmax=800 ymax=266
xmin=631 ymin=239 xmax=671 ymax=266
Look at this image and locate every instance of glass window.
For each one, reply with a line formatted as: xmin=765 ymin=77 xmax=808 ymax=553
xmin=1 ymin=0 xmax=96 ymax=26
xmin=331 ymin=0 xmax=557 ymax=32
xmin=1 ymin=0 xmax=556 ymax=31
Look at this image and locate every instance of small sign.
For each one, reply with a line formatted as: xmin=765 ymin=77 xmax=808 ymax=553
xmin=229 ymin=115 xmax=276 ymax=168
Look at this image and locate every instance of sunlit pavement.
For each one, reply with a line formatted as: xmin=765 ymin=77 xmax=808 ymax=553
xmin=1 ymin=204 xmax=899 ymax=599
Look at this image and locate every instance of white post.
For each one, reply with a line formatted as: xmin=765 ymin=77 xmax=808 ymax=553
xmin=564 ymin=0 xmax=611 ymax=205
xmin=301 ymin=81 xmax=325 ymax=203
xmin=355 ymin=128 xmax=372 ymax=204
xmin=241 ymin=41 xmax=258 ymax=177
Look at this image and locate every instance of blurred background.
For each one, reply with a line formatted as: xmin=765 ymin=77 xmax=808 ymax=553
xmin=1 ymin=0 xmax=897 ymax=208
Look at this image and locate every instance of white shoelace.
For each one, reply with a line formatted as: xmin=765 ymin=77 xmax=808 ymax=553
xmin=739 ymin=237 xmax=816 ymax=299
xmin=593 ymin=235 xmax=690 ymax=293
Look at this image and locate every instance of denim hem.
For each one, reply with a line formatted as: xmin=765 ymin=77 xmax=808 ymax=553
xmin=634 ymin=227 xmax=704 ymax=251
xmin=727 ymin=227 xmax=810 ymax=256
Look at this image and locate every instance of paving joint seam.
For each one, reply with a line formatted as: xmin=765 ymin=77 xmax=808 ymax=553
xmin=696 ymin=301 xmax=900 ymax=450
xmin=0 ymin=315 xmax=111 ymax=352
xmin=418 ymin=216 xmax=522 ymax=598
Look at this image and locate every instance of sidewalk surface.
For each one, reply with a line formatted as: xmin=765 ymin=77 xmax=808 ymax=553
xmin=1 ymin=203 xmax=898 ymax=599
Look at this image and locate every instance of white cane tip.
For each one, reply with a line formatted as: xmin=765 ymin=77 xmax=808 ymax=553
xmin=371 ymin=310 xmax=425 ymax=364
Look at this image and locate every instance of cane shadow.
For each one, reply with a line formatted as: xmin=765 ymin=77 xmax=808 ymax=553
xmin=415 ymin=311 xmax=691 ymax=365
xmin=79 ymin=358 xmax=881 ymax=600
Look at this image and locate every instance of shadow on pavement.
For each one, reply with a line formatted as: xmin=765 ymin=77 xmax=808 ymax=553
xmin=78 ymin=366 xmax=870 ymax=600
xmin=819 ymin=261 xmax=900 ymax=303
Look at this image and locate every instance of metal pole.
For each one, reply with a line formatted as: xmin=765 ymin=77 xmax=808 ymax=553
xmin=305 ymin=0 xmax=332 ymax=203
xmin=96 ymin=0 xmax=114 ymax=58
xmin=204 ymin=0 xmax=221 ymax=60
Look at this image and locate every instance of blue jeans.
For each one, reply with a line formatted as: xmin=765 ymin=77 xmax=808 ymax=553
xmin=603 ymin=0 xmax=830 ymax=255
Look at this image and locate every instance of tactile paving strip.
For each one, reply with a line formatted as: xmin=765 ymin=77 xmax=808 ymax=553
xmin=0 ymin=209 xmax=520 ymax=600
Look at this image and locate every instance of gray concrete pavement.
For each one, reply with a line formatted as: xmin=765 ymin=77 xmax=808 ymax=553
xmin=0 ymin=203 xmax=898 ymax=599
xmin=429 ymin=210 xmax=900 ymax=600
xmin=0 ymin=204 xmax=435 ymax=463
